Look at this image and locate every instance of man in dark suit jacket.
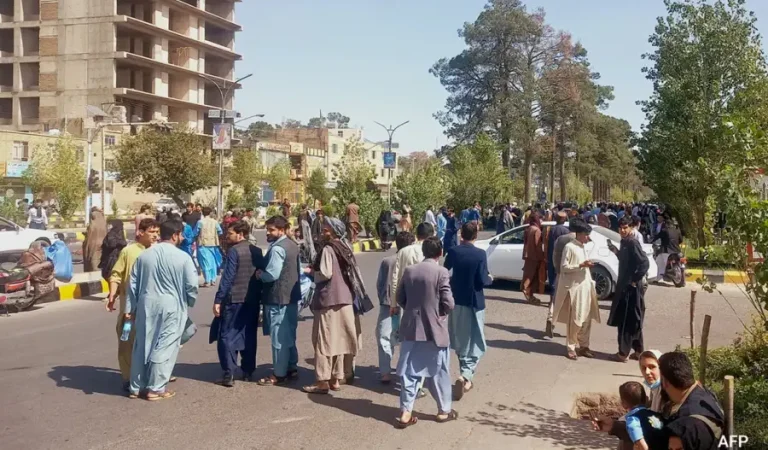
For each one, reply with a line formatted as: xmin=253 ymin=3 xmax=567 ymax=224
xmin=444 ymin=222 xmax=492 ymax=401
xmin=395 ymin=237 xmax=456 ymax=428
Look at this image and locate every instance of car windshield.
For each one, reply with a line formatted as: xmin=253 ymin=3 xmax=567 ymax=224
xmin=591 ymin=226 xmax=621 ymax=243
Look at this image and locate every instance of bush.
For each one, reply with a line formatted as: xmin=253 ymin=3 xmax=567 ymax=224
xmin=683 ymin=317 xmax=768 ymax=448
xmin=266 ymin=205 xmax=280 ymax=218
xmin=322 ymin=204 xmax=336 ymax=218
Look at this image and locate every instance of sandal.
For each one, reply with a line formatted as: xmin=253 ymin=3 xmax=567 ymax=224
xmin=567 ymin=351 xmax=578 ymax=360
xmin=257 ymin=375 xmax=287 ymax=386
xmin=287 ymin=369 xmax=299 ymax=380
xmin=169 ymin=376 xmax=177 ymax=383
xmin=146 ymin=390 xmax=176 ymax=401
xmin=577 ymin=347 xmax=595 ymax=359
xmin=395 ymin=416 xmax=418 ymax=429
xmin=330 ymin=382 xmax=341 ymax=392
xmin=302 ymin=384 xmax=329 ymax=394
xmin=614 ymin=353 xmax=629 ymax=363
xmin=436 ymin=410 xmax=459 ymax=423
xmin=380 ymin=376 xmax=392 ymax=385
xmin=629 ymin=352 xmax=641 ymax=361
xmin=453 ymin=379 xmax=472 ymax=401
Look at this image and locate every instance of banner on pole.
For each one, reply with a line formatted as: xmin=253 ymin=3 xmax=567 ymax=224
xmin=383 ymin=152 xmax=396 ymax=169
xmin=213 ymin=123 xmax=232 ymax=150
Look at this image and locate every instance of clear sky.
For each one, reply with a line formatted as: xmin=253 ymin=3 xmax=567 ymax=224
xmin=235 ymin=0 xmax=768 ymax=154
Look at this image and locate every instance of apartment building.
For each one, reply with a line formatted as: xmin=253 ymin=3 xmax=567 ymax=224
xmin=327 ymin=127 xmax=400 ymax=195
xmin=0 ymin=0 xmax=241 ymax=135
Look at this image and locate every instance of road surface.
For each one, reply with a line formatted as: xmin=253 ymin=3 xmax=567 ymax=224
xmin=0 ymin=237 xmax=753 ymax=450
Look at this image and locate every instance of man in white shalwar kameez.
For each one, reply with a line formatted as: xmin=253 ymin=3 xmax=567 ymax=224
xmin=552 ymin=220 xmax=600 ymax=360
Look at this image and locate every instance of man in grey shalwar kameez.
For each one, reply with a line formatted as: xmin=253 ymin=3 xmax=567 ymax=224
xmin=125 ymin=219 xmax=198 ymax=400
xmin=395 ymin=237 xmax=457 ymax=428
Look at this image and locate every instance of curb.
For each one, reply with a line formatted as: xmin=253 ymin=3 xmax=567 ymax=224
xmin=352 ymin=239 xmax=381 ymax=253
xmin=38 ymin=279 xmax=108 ymax=304
xmin=685 ymin=268 xmax=749 ymax=285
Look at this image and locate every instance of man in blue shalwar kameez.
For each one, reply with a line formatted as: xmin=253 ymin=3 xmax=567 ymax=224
xmin=444 ymin=222 xmax=492 ymax=401
xmin=256 ymin=215 xmax=302 ymax=386
xmin=211 ymin=220 xmax=263 ymax=387
xmin=125 ymin=219 xmax=198 ymax=401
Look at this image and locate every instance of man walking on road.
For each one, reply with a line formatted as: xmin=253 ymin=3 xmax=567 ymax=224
xmin=608 ymin=216 xmax=650 ymax=362
xmin=196 ymin=207 xmax=223 ymax=288
xmin=181 ymin=202 xmax=201 ymax=228
xmin=376 ymin=231 xmax=414 ymax=384
xmin=125 ymin=219 xmax=198 ymax=400
xmin=545 ymin=212 xmax=570 ymax=337
xmin=242 ymin=208 xmax=259 ymax=246
xmin=212 ymin=220 xmax=262 ymax=387
xmin=106 ymin=218 xmax=159 ymax=392
xmin=444 ymin=222 xmax=492 ymax=401
xmin=424 ymin=206 xmax=437 ymax=232
xmin=345 ymin=198 xmax=361 ymax=243
xmin=256 ymin=216 xmax=302 ymax=387
xmin=395 ymin=237 xmax=457 ymax=428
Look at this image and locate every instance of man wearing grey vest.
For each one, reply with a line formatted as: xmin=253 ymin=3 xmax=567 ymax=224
xmin=212 ymin=221 xmax=263 ymax=387
xmin=256 ymin=216 xmax=302 ymax=386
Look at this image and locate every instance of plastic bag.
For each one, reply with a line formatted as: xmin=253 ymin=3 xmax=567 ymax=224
xmin=45 ymin=240 xmax=73 ymax=283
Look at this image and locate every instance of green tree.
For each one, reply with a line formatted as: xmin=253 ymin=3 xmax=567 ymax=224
xmin=327 ymin=112 xmax=350 ymax=128
xmin=305 ymin=167 xmax=330 ymax=205
xmin=636 ymin=0 xmax=767 ymax=246
xmin=266 ymin=160 xmax=292 ymax=201
xmin=22 ymin=135 xmax=87 ymax=219
xmin=114 ymin=127 xmax=216 ymax=206
xmin=393 ymin=158 xmax=449 ymax=222
xmin=432 ymin=0 xmax=569 ymax=202
xmin=230 ymin=148 xmax=263 ymax=203
xmin=332 ymin=137 xmax=384 ymax=236
xmin=446 ymin=134 xmax=513 ymax=210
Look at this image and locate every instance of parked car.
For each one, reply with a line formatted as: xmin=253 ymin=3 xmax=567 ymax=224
xmin=256 ymin=201 xmax=269 ymax=219
xmin=473 ymin=221 xmax=658 ymax=300
xmin=0 ymin=216 xmax=59 ymax=254
xmin=153 ymin=198 xmax=180 ymax=213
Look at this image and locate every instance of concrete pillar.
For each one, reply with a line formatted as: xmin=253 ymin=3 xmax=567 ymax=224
xmin=133 ymin=70 xmax=144 ymax=91
xmin=13 ymin=0 xmax=21 ymax=22
xmin=12 ymin=62 xmax=20 ymax=91
xmin=154 ymin=4 xmax=169 ymax=30
xmin=12 ymin=96 xmax=20 ymax=126
xmin=153 ymin=70 xmax=168 ymax=97
xmin=153 ymin=37 xmax=168 ymax=63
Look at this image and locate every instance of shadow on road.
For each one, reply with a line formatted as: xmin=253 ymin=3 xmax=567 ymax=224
xmin=47 ymin=365 xmax=125 ymax=396
xmin=307 ymin=394 xmax=403 ymax=426
xmin=467 ymin=402 xmax=618 ymax=450
xmin=486 ymin=322 xmax=548 ymax=340
xmin=486 ymin=339 xmax=566 ymax=357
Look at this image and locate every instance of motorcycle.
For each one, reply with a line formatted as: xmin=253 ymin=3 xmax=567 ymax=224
xmin=0 ymin=242 xmax=56 ymax=313
xmin=652 ymin=242 xmax=687 ymax=288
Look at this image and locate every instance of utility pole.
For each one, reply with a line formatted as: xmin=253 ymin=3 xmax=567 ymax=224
xmin=199 ymin=73 xmax=253 ymax=217
xmin=374 ymin=120 xmax=409 ymax=206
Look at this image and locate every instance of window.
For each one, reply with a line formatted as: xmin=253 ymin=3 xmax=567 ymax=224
xmin=11 ymin=141 xmax=29 ymax=161
xmin=104 ymin=135 xmax=116 ymax=147
xmin=332 ymin=143 xmax=338 ymax=154
xmin=496 ymin=227 xmax=525 ymax=245
xmin=380 ymin=169 xmax=384 ymax=177
xmin=337 ymin=130 xmax=343 ymax=137
xmin=76 ymin=146 xmax=84 ymax=163
xmin=372 ymin=151 xmax=376 ymax=159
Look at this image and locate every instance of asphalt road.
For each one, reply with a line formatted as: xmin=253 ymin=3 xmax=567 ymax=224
xmin=0 ymin=234 xmax=754 ymax=450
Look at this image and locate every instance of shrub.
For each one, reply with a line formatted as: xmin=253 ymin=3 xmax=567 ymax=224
xmin=322 ymin=204 xmax=336 ymax=218
xmin=266 ymin=205 xmax=279 ymax=218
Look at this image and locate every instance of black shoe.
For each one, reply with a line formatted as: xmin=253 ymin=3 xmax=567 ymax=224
xmin=242 ymin=372 xmax=254 ymax=382
xmin=545 ymin=320 xmax=554 ymax=339
xmin=218 ymin=373 xmax=235 ymax=388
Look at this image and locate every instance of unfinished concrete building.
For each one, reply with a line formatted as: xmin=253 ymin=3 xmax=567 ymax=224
xmin=0 ymin=0 xmax=242 ymax=134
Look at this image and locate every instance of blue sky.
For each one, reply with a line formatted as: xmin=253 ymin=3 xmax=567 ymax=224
xmin=235 ymin=0 xmax=768 ymax=153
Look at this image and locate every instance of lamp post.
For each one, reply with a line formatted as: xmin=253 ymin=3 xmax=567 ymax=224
xmin=374 ymin=120 xmax=409 ymax=206
xmin=199 ymin=73 xmax=252 ymax=216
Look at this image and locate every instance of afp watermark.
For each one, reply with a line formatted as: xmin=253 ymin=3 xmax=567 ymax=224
xmin=719 ymin=435 xmax=749 ymax=448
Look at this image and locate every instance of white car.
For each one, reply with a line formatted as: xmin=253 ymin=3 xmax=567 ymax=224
xmin=0 ymin=216 xmax=59 ymax=254
xmin=153 ymin=198 xmax=180 ymax=213
xmin=256 ymin=201 xmax=269 ymax=219
xmin=474 ymin=221 xmax=658 ymax=300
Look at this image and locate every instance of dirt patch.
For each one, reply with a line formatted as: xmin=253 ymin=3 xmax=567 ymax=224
xmin=571 ymin=392 xmax=625 ymax=420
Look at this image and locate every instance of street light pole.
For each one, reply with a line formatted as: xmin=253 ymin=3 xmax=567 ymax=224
xmin=199 ymin=73 xmax=252 ymax=217
xmin=374 ymin=120 xmax=409 ymax=206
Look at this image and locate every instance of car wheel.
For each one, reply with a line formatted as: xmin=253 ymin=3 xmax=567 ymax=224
xmin=34 ymin=237 xmax=51 ymax=246
xmin=591 ymin=265 xmax=613 ymax=300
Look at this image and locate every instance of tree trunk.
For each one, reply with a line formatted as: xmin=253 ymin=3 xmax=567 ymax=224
xmin=558 ymin=130 xmax=566 ymax=202
xmin=549 ymin=141 xmax=555 ymax=204
xmin=695 ymin=203 xmax=707 ymax=247
xmin=523 ymin=150 xmax=533 ymax=204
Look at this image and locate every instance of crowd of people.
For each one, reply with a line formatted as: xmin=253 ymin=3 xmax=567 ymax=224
xmin=77 ymin=195 xmax=726 ymax=448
